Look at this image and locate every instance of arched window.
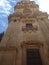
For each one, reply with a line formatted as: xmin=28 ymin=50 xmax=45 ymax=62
xmin=26 ymin=23 xmax=33 ymax=30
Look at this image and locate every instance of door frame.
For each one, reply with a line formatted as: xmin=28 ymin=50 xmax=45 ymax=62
xmin=21 ymin=41 xmax=43 ymax=65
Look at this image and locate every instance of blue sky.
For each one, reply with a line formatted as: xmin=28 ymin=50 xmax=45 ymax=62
xmin=0 ymin=0 xmax=49 ymax=33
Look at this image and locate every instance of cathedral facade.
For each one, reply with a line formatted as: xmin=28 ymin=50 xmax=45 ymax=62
xmin=0 ymin=0 xmax=49 ymax=65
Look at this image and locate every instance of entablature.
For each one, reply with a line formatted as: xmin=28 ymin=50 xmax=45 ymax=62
xmin=21 ymin=18 xmax=36 ymax=23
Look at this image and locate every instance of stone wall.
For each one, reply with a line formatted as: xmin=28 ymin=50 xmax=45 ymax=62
xmin=0 ymin=47 xmax=16 ymax=65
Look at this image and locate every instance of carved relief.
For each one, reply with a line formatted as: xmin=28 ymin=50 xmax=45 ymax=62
xmin=22 ymin=20 xmax=35 ymax=23
xmin=23 ymin=8 xmax=32 ymax=15
xmin=22 ymin=23 xmax=38 ymax=32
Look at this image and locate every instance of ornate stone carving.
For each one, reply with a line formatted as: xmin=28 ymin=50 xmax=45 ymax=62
xmin=23 ymin=8 xmax=32 ymax=15
xmin=22 ymin=24 xmax=38 ymax=32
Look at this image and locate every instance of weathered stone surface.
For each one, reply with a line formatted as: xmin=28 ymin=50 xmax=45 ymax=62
xmin=0 ymin=0 xmax=49 ymax=65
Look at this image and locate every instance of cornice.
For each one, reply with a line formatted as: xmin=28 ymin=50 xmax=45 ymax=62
xmin=8 ymin=9 xmax=48 ymax=23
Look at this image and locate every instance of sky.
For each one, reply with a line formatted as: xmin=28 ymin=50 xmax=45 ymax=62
xmin=0 ymin=0 xmax=49 ymax=33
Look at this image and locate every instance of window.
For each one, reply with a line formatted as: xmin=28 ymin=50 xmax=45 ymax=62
xmin=26 ymin=23 xmax=33 ymax=30
xmin=22 ymin=23 xmax=38 ymax=32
